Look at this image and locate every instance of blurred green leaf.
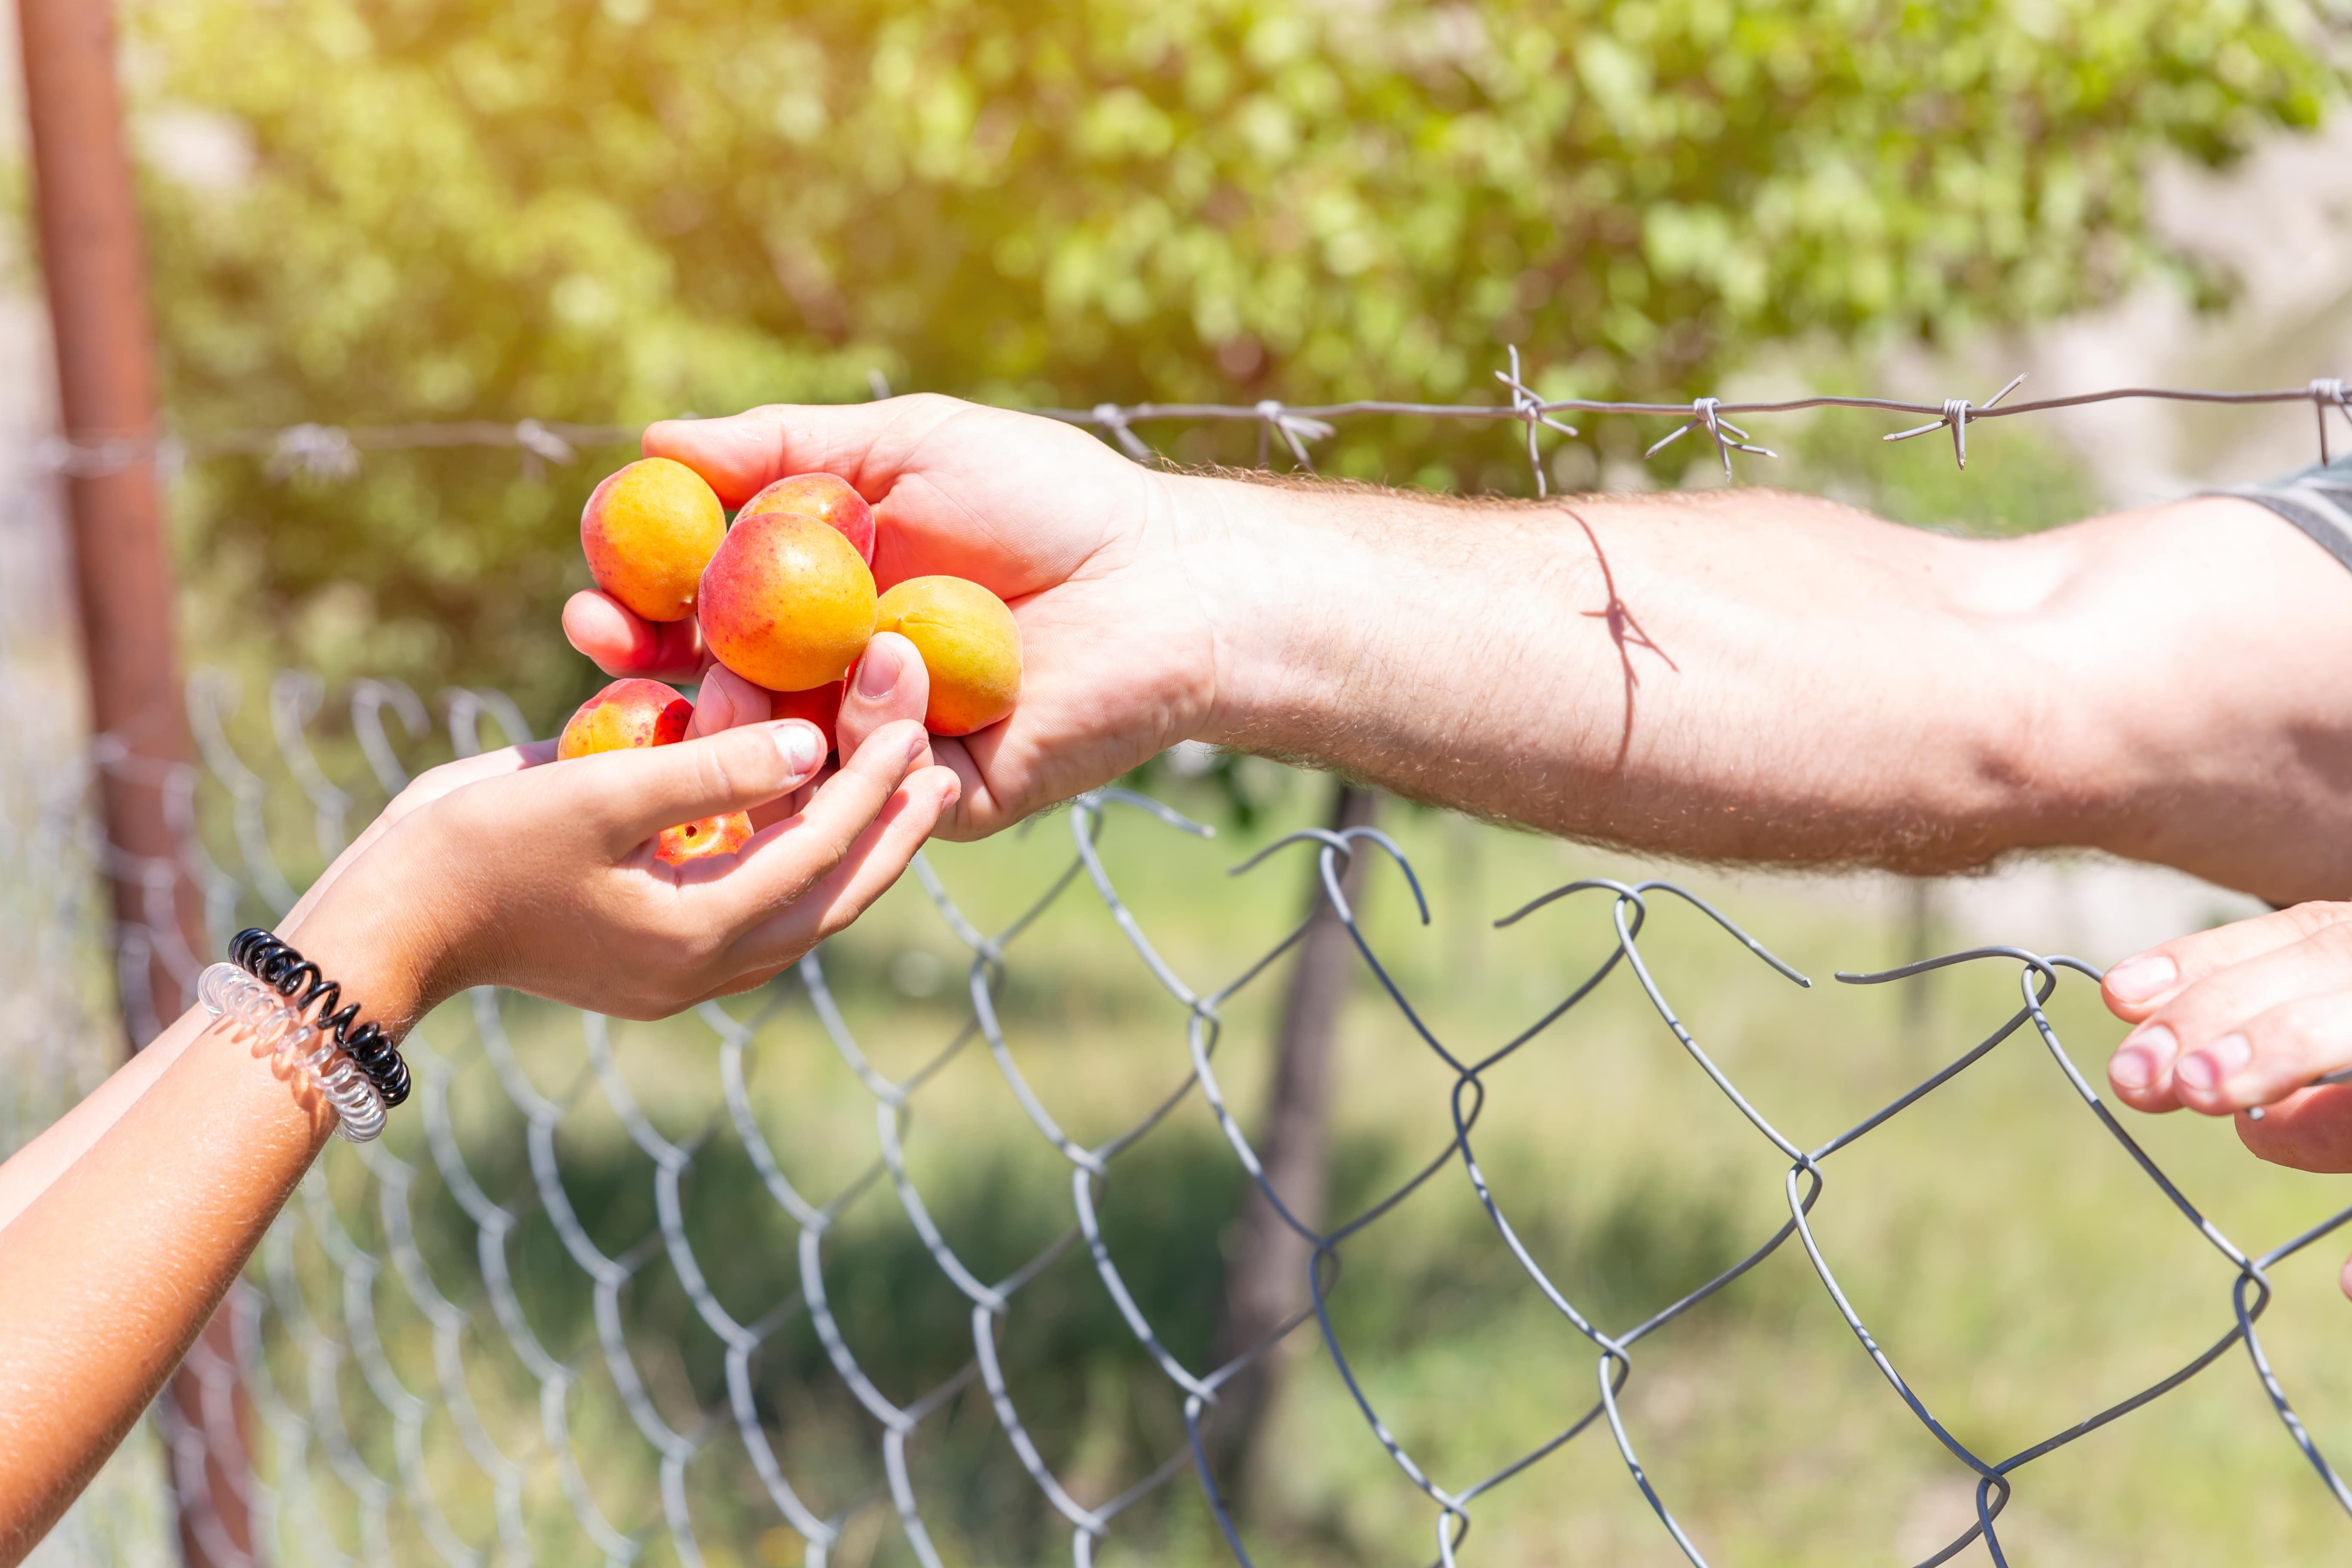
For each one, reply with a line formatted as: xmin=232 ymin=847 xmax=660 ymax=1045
xmin=130 ymin=0 xmax=2346 ymax=710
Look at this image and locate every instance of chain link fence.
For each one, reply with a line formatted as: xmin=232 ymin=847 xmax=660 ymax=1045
xmin=9 ymin=371 xmax=2352 ymax=1565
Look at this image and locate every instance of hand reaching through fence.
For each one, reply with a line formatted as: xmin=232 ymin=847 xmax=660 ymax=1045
xmin=2104 ymin=903 xmax=2352 ymax=1210
xmin=575 ymin=393 xmax=2352 ymax=906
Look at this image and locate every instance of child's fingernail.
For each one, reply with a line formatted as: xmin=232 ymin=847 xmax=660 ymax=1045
xmin=775 ymin=722 xmax=822 ymax=775
xmin=2178 ymin=1033 xmax=2252 ymax=1094
xmin=2105 ymin=954 xmax=2177 ymax=1003
xmin=857 ymin=640 xmax=900 ymax=699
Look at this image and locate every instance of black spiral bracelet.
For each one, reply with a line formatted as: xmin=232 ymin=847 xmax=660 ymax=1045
xmin=229 ymin=928 xmax=412 ymax=1109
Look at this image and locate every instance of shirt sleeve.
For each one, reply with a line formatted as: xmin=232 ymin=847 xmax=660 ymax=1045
xmin=2215 ymin=454 xmax=2352 ymax=573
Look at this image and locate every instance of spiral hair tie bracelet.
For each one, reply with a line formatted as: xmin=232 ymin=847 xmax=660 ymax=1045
xmin=198 ymin=964 xmax=388 ymax=1142
xmin=226 ymin=927 xmax=413 ymax=1110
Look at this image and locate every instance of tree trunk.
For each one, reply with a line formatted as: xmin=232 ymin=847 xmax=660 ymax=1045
xmin=1209 ymin=779 xmax=1381 ymax=1488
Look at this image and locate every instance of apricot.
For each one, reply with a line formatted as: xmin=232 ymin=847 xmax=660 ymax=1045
xmin=582 ymin=457 xmax=726 ymax=622
xmin=770 ymin=680 xmax=843 ymax=757
xmin=557 ymin=678 xmax=692 ymax=759
xmin=738 ymin=472 xmax=876 ymax=565
xmin=873 ymin=576 xmax=1022 ymax=736
xmin=658 ymin=811 xmax=754 ymax=864
xmin=556 ymin=678 xmax=753 ymax=867
xmin=697 ymin=513 xmax=877 ymax=694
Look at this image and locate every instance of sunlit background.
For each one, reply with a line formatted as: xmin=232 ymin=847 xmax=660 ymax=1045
xmin=6 ymin=2 xmax=2352 ymax=1564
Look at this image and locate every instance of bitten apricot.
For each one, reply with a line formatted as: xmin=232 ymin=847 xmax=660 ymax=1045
xmin=697 ymin=514 xmax=877 ymax=694
xmin=658 ymin=812 xmax=754 ymax=863
xmin=872 ymin=576 xmax=1022 ymax=736
xmin=557 ymin=678 xmax=692 ymax=759
xmin=738 ymin=472 xmax=876 ymax=565
xmin=581 ymin=458 xmax=726 ymax=622
xmin=555 ymin=677 xmax=752 ymax=866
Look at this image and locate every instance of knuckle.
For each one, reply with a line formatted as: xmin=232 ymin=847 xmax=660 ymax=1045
xmin=427 ymin=782 xmax=498 ymax=842
xmin=714 ymin=729 xmax=784 ymax=798
xmin=2307 ymin=918 xmax=2352 ymax=968
xmin=691 ymin=738 xmax=749 ymax=804
xmin=2283 ymin=900 xmax=2352 ymax=937
xmin=902 ymin=392 xmax=966 ymax=421
xmin=638 ymin=919 xmax=720 ymax=979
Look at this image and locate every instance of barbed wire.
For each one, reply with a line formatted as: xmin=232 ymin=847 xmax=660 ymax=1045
xmin=28 ymin=363 xmax=2352 ymax=488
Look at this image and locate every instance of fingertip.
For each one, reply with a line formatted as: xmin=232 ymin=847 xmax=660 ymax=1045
xmin=564 ymin=588 xmax=707 ymax=678
xmin=839 ymin=634 xmax=931 ymax=756
xmin=640 ymin=416 xmax=692 ymax=457
xmin=691 ymin=665 xmax=774 ymax=738
xmin=773 ymin=719 xmax=827 ymax=781
xmin=2102 ymin=952 xmax=2179 ymax=1017
xmin=562 ymin=589 xmax=636 ymax=668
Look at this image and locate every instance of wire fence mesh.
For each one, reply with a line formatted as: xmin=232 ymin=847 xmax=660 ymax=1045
xmin=8 ymin=366 xmax=2352 ymax=1568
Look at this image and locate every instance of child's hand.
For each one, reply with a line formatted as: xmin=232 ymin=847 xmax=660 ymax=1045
xmin=288 ymin=715 xmax=956 ymax=1029
xmin=2104 ymin=903 xmax=2352 ymax=1171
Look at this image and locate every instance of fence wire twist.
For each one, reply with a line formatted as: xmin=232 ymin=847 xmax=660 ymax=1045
xmin=9 ymin=358 xmax=2352 ymax=1567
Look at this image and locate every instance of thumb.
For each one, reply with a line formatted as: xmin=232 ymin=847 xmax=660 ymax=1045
xmin=549 ymin=720 xmax=830 ymax=856
xmin=836 ymin=632 xmax=931 ymax=764
xmin=643 ymin=401 xmax=935 ymax=508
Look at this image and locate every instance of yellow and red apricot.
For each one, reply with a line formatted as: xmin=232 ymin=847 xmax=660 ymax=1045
xmin=737 ymin=472 xmax=876 ymax=565
xmin=697 ymin=513 xmax=877 ymax=695
xmin=554 ymin=677 xmax=753 ymax=867
xmin=872 ymin=576 xmax=1022 ymax=736
xmin=657 ymin=811 xmax=755 ymax=863
xmin=557 ymin=677 xmax=692 ymax=758
xmin=581 ymin=458 xmax=726 ymax=623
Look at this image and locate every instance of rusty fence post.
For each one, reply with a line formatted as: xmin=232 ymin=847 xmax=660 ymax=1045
xmin=16 ymin=1 xmax=262 ymax=1561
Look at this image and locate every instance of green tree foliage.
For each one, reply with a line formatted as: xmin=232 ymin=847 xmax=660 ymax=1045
xmin=132 ymin=0 xmax=2343 ymax=707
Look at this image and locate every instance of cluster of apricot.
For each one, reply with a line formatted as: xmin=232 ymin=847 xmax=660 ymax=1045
xmin=555 ymin=456 xmax=1021 ymax=864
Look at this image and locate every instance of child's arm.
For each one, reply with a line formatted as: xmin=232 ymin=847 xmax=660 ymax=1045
xmin=0 ymin=715 xmax=954 ymax=1562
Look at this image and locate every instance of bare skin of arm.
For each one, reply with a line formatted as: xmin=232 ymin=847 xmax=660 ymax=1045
xmin=570 ymin=396 xmax=2352 ymax=904
xmin=0 ymin=670 xmax=951 ymax=1561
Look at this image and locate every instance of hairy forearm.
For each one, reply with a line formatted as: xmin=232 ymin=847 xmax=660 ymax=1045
xmin=1189 ymin=477 xmax=2352 ymax=900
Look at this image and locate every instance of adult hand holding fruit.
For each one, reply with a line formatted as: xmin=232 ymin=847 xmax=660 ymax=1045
xmin=563 ymin=396 xmax=1222 ymax=839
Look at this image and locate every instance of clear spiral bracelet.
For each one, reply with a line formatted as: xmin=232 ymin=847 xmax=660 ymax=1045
xmin=198 ymin=962 xmax=389 ymax=1142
